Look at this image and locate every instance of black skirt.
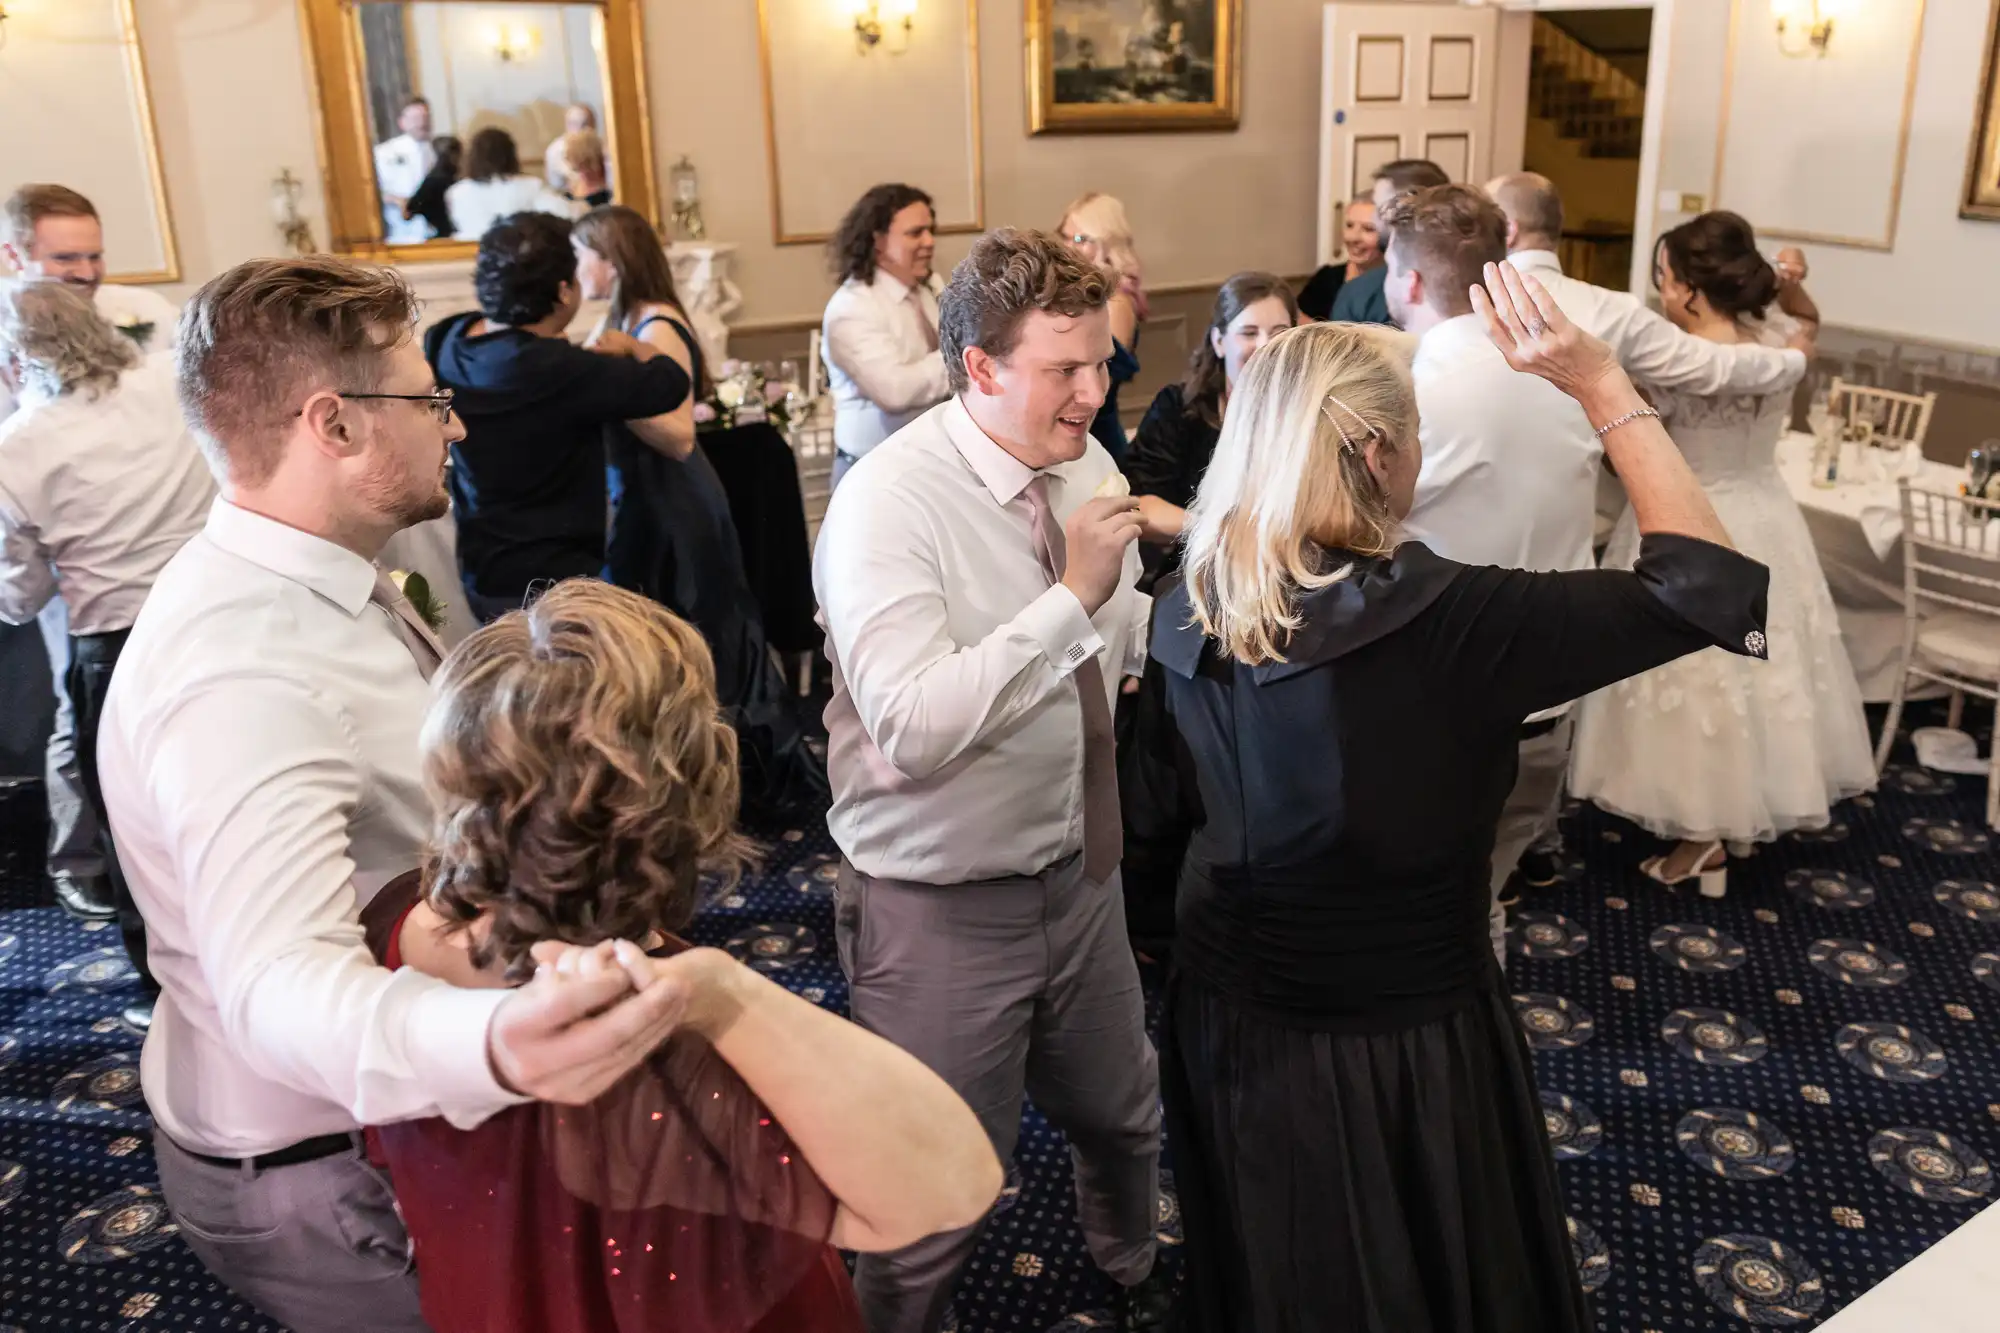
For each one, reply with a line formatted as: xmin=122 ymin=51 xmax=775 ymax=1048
xmin=1160 ymin=971 xmax=1591 ymax=1333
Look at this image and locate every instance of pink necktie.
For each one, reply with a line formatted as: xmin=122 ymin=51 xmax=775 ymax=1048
xmin=1022 ymin=475 xmax=1121 ymax=884
xmin=909 ymin=287 xmax=939 ymax=353
xmin=371 ymin=570 xmax=446 ymax=682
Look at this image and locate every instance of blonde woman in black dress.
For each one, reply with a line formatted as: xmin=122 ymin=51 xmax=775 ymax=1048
xmin=1144 ymin=263 xmax=1772 ymax=1332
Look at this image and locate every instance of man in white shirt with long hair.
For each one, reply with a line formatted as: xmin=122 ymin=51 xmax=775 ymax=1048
xmin=819 ymin=183 xmax=951 ymax=489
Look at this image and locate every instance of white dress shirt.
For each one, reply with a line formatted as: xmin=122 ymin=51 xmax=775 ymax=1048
xmin=1403 ymin=314 xmax=1605 ymax=723
xmin=813 ymin=398 xmax=1150 ymax=884
xmin=0 ymin=353 xmax=214 ymax=634
xmin=98 ymin=499 xmax=520 ymax=1156
xmin=820 ymin=269 xmax=951 ymax=462
xmin=374 ymin=132 xmax=437 ymax=245
xmin=1508 ymin=250 xmax=1805 ymax=396
xmin=444 ymin=175 xmax=570 ymax=241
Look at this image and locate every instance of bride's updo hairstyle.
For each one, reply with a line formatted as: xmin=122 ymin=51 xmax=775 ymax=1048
xmin=1654 ymin=210 xmax=1779 ymax=321
xmin=419 ymin=579 xmax=753 ymax=982
xmin=1181 ymin=321 xmax=1417 ymax=666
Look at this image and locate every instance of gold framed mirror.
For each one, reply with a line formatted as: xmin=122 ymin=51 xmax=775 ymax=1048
xmin=298 ymin=0 xmax=660 ymax=263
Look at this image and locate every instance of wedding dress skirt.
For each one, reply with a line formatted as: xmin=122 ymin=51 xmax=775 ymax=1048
xmin=1570 ymin=377 xmax=1877 ymax=843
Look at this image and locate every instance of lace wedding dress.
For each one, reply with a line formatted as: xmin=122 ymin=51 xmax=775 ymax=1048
xmin=1570 ymin=346 xmax=1877 ymax=843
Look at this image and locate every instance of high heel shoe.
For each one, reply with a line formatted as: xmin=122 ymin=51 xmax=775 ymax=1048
xmin=1640 ymin=840 xmax=1728 ymax=899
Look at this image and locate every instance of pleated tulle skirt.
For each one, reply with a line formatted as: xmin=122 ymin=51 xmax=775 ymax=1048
xmin=1160 ymin=972 xmax=1591 ymax=1333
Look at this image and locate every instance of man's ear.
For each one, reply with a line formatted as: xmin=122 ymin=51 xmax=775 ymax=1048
xmin=297 ymin=388 xmax=364 ymax=460
xmin=963 ymin=345 xmax=1004 ymax=397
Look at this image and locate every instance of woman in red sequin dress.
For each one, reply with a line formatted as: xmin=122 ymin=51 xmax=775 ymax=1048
xmin=359 ymin=580 xmax=1002 ymax=1333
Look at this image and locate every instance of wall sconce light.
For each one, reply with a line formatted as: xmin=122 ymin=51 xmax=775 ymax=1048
xmin=270 ymin=169 xmax=316 ymax=256
xmin=490 ymin=21 xmax=539 ymax=63
xmin=0 ymin=5 xmax=11 ymax=53
xmin=1771 ymin=0 xmax=1848 ymax=59
xmin=848 ymin=0 xmax=916 ymax=56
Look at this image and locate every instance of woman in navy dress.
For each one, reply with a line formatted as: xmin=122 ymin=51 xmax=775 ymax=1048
xmin=572 ymin=207 xmax=827 ymax=818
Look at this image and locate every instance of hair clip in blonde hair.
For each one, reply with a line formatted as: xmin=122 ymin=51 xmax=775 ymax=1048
xmin=1320 ymin=391 xmax=1378 ymax=458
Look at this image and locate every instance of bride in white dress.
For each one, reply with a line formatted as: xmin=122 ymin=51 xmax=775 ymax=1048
xmin=1570 ymin=212 xmax=1876 ymax=896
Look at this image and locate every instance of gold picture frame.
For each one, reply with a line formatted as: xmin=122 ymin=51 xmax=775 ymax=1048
xmin=1027 ymin=0 xmax=1242 ymax=135
xmin=1964 ymin=0 xmax=2000 ymax=220
xmin=295 ymin=0 xmax=660 ymax=264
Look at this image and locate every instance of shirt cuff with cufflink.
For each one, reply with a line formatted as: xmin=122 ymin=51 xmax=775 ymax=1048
xmin=1018 ymin=582 xmax=1108 ymax=678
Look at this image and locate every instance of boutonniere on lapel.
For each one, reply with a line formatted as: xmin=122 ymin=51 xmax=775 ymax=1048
xmin=389 ymin=569 xmax=449 ymax=634
xmin=110 ymin=312 xmax=154 ymax=350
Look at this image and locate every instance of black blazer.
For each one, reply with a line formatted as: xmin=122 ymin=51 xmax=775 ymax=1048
xmin=1145 ymin=533 xmax=1770 ymax=1027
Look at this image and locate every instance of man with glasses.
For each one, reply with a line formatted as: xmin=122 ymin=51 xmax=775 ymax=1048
xmin=96 ymin=255 xmax=700 ymax=1332
xmin=425 ymin=211 xmax=691 ymax=621
xmin=0 ymin=281 xmax=213 ymax=1030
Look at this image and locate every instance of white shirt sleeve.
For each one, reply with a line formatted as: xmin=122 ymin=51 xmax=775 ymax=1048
xmin=1121 ymin=587 xmax=1153 ymax=678
xmin=0 ymin=479 xmax=56 ymax=625
xmin=1606 ymin=297 xmax=1805 ymax=397
xmin=824 ymin=297 xmax=950 ymax=416
xmin=148 ymin=675 xmax=519 ymax=1130
xmin=817 ymin=495 xmax=1104 ymax=781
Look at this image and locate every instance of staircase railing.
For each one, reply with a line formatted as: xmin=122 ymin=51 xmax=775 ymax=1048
xmin=1530 ymin=19 xmax=1645 ymax=158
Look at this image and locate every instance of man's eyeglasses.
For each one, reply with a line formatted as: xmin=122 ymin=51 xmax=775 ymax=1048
xmin=296 ymin=389 xmax=456 ymax=424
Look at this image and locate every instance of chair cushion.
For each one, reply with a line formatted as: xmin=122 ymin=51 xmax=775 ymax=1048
xmin=1915 ymin=610 xmax=2000 ymax=681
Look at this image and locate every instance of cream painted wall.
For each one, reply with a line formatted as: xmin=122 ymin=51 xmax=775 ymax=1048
xmin=125 ymin=0 xmax=324 ymax=306
xmin=1650 ymin=0 xmax=2000 ymax=351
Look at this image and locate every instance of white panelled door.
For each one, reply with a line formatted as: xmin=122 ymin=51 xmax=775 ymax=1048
xmin=1317 ymin=3 xmax=1504 ymax=265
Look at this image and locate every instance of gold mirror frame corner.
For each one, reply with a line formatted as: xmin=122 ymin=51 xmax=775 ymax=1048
xmin=1025 ymin=0 xmax=1242 ymax=137
xmin=296 ymin=0 xmax=662 ymax=265
xmin=1961 ymin=0 xmax=2000 ymax=222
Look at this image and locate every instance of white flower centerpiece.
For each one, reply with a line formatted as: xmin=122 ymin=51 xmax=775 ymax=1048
xmin=694 ymin=360 xmax=802 ymax=433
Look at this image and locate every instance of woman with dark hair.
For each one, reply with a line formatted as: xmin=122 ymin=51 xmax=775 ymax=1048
xmin=819 ymin=183 xmax=949 ymax=488
xmin=403 ymin=134 xmax=462 ymax=240
xmin=446 ymin=126 xmax=568 ymax=240
xmin=1126 ymin=272 xmax=1299 ymax=577
xmin=361 ymin=578 xmax=1002 ymax=1333
xmin=426 ymin=212 xmax=690 ymax=622
xmin=1571 ymin=212 xmax=1871 ymax=894
xmin=572 ymin=205 xmax=828 ymax=818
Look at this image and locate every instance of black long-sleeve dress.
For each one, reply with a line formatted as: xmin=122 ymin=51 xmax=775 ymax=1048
xmin=604 ymin=312 xmax=828 ymax=820
xmin=1143 ymin=532 xmax=1770 ymax=1333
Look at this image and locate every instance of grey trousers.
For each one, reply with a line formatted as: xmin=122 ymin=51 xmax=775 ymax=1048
xmin=153 ymin=1129 xmax=430 ymax=1333
xmin=1489 ymin=714 xmax=1576 ymax=961
xmin=835 ymin=856 xmax=1162 ymax=1333
xmin=39 ymin=600 xmax=102 ymax=881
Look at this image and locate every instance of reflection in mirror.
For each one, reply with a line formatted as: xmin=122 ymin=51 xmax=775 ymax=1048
xmin=356 ymin=2 xmax=613 ymax=245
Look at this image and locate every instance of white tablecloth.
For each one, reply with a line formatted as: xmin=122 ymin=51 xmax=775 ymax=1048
xmin=1820 ymin=1198 xmax=2000 ymax=1330
xmin=1774 ymin=432 xmax=1968 ymax=701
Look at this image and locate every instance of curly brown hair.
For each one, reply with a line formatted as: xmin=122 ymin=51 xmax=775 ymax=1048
xmin=828 ymin=183 xmax=933 ymax=285
xmin=937 ymin=228 xmax=1109 ymax=395
xmin=421 ymin=579 xmax=754 ymax=982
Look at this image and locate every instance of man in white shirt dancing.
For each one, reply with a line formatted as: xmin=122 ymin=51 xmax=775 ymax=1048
xmin=820 ymin=183 xmax=951 ymax=489
xmin=98 ymin=256 xmax=698 ymax=1332
xmin=1 ymin=183 xmax=182 ymax=924
xmin=1485 ymin=172 xmax=1805 ymax=396
xmin=0 ymin=282 xmax=215 ymax=1028
xmin=373 ymin=96 xmax=437 ymax=245
xmin=814 ymin=229 xmax=1171 ymax=1331
xmin=1383 ymin=185 xmax=1607 ymax=961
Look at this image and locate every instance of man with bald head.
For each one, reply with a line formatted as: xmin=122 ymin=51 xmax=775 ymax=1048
xmin=1483 ymin=171 xmax=1805 ymax=395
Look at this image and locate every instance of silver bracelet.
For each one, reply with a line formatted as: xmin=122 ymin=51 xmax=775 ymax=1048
xmin=1593 ymin=406 xmax=1661 ymax=438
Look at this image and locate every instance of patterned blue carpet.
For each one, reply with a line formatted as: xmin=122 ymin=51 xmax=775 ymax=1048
xmin=0 ymin=706 xmax=1995 ymax=1330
